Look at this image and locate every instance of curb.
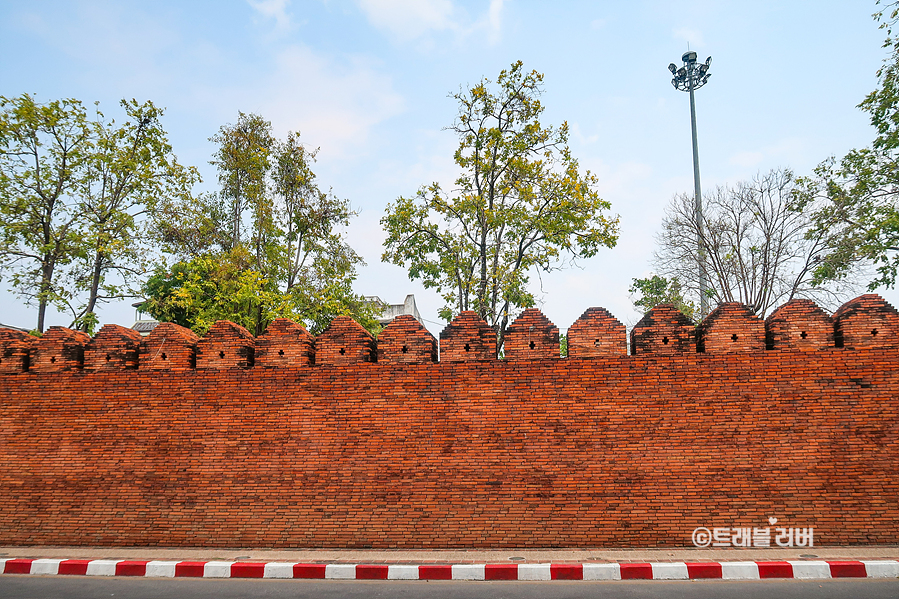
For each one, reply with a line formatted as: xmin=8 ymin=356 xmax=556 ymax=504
xmin=3 ymin=558 xmax=899 ymax=581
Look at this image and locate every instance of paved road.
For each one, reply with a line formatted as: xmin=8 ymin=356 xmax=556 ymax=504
xmin=2 ymin=577 xmax=899 ymax=598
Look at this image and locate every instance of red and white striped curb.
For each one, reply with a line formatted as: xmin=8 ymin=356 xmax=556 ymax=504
xmin=2 ymin=558 xmax=898 ymax=580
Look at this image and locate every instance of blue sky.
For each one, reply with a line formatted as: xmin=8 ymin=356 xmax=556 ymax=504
xmin=0 ymin=0 xmax=894 ymax=335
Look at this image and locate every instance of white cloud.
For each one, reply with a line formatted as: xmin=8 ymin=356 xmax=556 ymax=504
xmin=356 ymin=0 xmax=504 ymax=44
xmin=357 ymin=0 xmax=456 ymax=41
xmin=247 ymin=0 xmax=294 ymax=34
xmin=197 ymin=44 xmax=405 ymax=158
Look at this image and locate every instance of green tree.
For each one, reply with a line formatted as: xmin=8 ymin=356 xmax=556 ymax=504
xmin=382 ymin=61 xmax=619 ymax=353
xmin=629 ymin=275 xmax=697 ymax=322
xmin=798 ymin=2 xmax=899 ymax=289
xmin=144 ymin=113 xmax=376 ymax=335
xmin=0 ymin=95 xmax=91 ymax=332
xmin=68 ymin=100 xmax=199 ymax=332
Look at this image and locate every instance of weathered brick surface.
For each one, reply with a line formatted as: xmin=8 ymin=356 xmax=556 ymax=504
xmin=765 ymin=299 xmax=833 ymax=351
xmin=196 ymin=321 xmax=255 ymax=370
xmin=439 ymin=311 xmax=495 ymax=362
xmin=833 ymin=293 xmax=899 ymax=349
xmin=630 ymin=304 xmax=695 ymax=355
xmin=29 ymin=326 xmax=90 ymax=372
xmin=84 ymin=324 xmax=142 ymax=371
xmin=0 ymin=328 xmax=35 ymax=374
xmin=697 ymin=302 xmax=765 ymax=353
xmin=255 ymin=319 xmax=315 ymax=367
xmin=0 ymin=348 xmax=897 ymax=548
xmin=316 ymin=316 xmax=376 ymax=366
xmin=377 ymin=315 xmax=436 ymax=364
xmin=567 ymin=307 xmax=626 ymax=357
xmin=139 ymin=322 xmax=199 ymax=371
xmin=1 ymin=296 xmax=898 ymax=549
xmin=504 ymin=309 xmax=559 ymax=360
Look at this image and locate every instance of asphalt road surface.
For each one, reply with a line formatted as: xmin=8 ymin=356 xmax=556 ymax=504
xmin=2 ymin=577 xmax=899 ymax=598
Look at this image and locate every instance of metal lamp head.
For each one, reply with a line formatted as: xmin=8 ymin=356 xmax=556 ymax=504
xmin=682 ymin=50 xmax=697 ymax=63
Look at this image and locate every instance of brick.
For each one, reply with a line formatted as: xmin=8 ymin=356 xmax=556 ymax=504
xmin=765 ymin=299 xmax=833 ymax=350
xmin=696 ymin=302 xmax=765 ymax=353
xmin=504 ymin=309 xmax=559 ymax=360
xmin=255 ymin=319 xmax=314 ymax=367
xmin=377 ymin=315 xmax=436 ymax=364
xmin=567 ymin=307 xmax=626 ymax=357
xmin=0 ymin=328 xmax=35 ymax=374
xmin=833 ymin=293 xmax=899 ymax=349
xmin=29 ymin=326 xmax=90 ymax=372
xmin=139 ymin=322 xmax=199 ymax=370
xmin=315 ymin=316 xmax=376 ymax=366
xmin=196 ymin=321 xmax=255 ymax=370
xmin=630 ymin=304 xmax=695 ymax=355
xmin=84 ymin=324 xmax=142 ymax=371
xmin=439 ymin=311 xmax=495 ymax=362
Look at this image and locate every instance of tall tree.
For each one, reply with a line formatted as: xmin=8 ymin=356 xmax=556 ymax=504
xmin=654 ymin=168 xmax=857 ymax=317
xmin=798 ymin=2 xmax=899 ymax=290
xmin=0 ymin=95 xmax=91 ymax=332
xmin=382 ymin=61 xmax=619 ymax=352
xmin=144 ymin=113 xmax=376 ymax=335
xmin=68 ymin=100 xmax=199 ymax=332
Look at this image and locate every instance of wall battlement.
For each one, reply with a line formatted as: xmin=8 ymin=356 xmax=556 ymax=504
xmin=2 ymin=294 xmax=897 ymax=374
xmin=1 ymin=293 xmax=897 ymax=549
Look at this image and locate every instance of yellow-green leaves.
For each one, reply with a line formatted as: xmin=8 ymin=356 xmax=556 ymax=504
xmin=382 ymin=62 xmax=619 ymax=353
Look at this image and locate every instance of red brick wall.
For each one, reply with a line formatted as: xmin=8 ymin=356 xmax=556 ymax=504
xmin=1 ymin=348 xmax=897 ymax=548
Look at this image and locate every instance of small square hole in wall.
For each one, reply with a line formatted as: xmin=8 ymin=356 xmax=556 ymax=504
xmin=278 ymin=349 xmax=284 ymax=356
xmin=800 ymin=331 xmax=807 ymax=339
xmin=662 ymin=336 xmax=669 ymax=345
xmin=872 ymin=328 xmax=879 ymax=337
xmin=529 ymin=341 xmax=535 ymax=350
xmin=339 ymin=347 xmax=346 ymax=355
xmin=731 ymin=334 xmax=739 ymax=342
xmin=464 ymin=343 xmax=470 ymax=351
xmin=401 ymin=345 xmax=408 ymax=353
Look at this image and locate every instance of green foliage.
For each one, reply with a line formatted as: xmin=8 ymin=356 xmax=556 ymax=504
xmin=629 ymin=275 xmax=697 ymax=322
xmin=559 ymin=333 xmax=568 ymax=357
xmin=0 ymin=94 xmax=197 ymax=332
xmin=382 ymin=61 xmax=619 ymax=352
xmin=797 ymin=2 xmax=899 ymax=289
xmin=0 ymin=94 xmax=91 ymax=332
xmin=144 ymin=113 xmax=376 ymax=336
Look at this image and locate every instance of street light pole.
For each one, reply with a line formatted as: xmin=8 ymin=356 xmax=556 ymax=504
xmin=669 ymin=51 xmax=711 ymax=317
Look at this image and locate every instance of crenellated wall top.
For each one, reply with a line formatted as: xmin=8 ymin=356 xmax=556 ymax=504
xmin=1 ymin=294 xmax=897 ymax=373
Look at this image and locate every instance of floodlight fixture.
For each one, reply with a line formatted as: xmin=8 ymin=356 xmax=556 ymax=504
xmin=669 ymin=50 xmax=713 ymax=317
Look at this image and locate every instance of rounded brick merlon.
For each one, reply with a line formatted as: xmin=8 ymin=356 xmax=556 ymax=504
xmin=832 ymin=293 xmax=899 ymax=349
xmin=630 ymin=304 xmax=695 ymax=355
xmin=765 ymin=299 xmax=833 ymax=350
xmin=256 ymin=318 xmax=315 ymax=367
xmin=84 ymin=324 xmax=143 ymax=371
xmin=29 ymin=326 xmax=91 ymax=372
xmin=196 ymin=320 xmax=256 ymax=370
xmin=504 ymin=308 xmax=559 ymax=360
xmin=377 ymin=315 xmax=436 ymax=364
xmin=139 ymin=322 xmax=199 ymax=370
xmin=696 ymin=302 xmax=765 ymax=354
xmin=439 ymin=311 xmax=496 ymax=362
xmin=567 ymin=307 xmax=625 ymax=357
xmin=316 ymin=316 xmax=376 ymax=366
